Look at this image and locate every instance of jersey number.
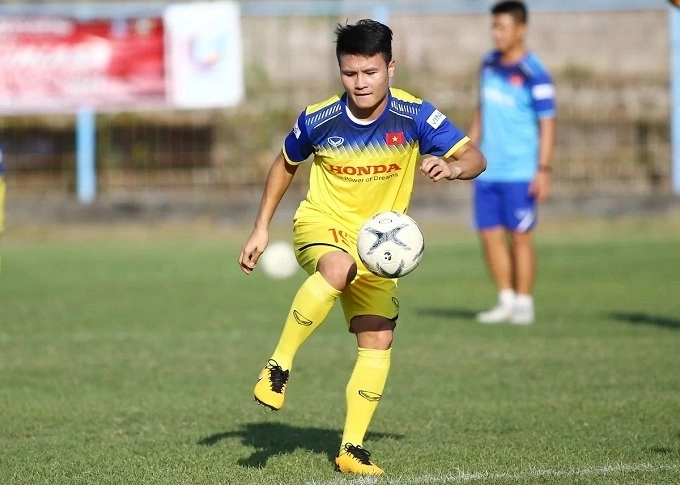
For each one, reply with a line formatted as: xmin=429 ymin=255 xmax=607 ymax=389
xmin=328 ymin=228 xmax=350 ymax=247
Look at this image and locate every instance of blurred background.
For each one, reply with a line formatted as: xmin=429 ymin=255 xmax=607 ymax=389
xmin=0 ymin=0 xmax=676 ymax=227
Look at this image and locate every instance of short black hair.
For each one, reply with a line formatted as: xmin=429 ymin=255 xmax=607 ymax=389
xmin=491 ymin=1 xmax=528 ymax=24
xmin=335 ymin=19 xmax=393 ymax=65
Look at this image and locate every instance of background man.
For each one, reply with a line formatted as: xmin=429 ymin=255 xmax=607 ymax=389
xmin=468 ymin=0 xmax=556 ymax=325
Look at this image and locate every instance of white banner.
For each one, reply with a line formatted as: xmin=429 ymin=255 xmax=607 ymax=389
xmin=164 ymin=1 xmax=244 ymax=109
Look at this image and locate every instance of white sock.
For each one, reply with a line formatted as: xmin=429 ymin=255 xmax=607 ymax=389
xmin=516 ymin=294 xmax=533 ymax=308
xmin=499 ymin=289 xmax=516 ymax=307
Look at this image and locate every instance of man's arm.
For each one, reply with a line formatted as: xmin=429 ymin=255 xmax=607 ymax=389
xmin=537 ymin=117 xmax=556 ymax=173
xmin=530 ymin=117 xmax=556 ymax=202
xmin=253 ymin=151 xmax=298 ymax=231
xmin=447 ymin=142 xmax=487 ymax=180
xmin=420 ymin=141 xmax=486 ymax=182
xmin=239 ymin=151 xmax=298 ymax=274
xmin=468 ymin=106 xmax=482 ymax=146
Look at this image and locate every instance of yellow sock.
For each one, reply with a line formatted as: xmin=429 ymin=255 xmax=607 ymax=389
xmin=340 ymin=347 xmax=391 ymax=451
xmin=270 ymin=272 xmax=341 ymax=370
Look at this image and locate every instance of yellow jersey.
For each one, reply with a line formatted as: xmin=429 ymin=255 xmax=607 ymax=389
xmin=283 ymin=87 xmax=469 ymax=229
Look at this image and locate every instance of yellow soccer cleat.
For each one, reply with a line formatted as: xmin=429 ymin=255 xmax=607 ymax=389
xmin=335 ymin=443 xmax=384 ymax=475
xmin=253 ymin=359 xmax=290 ymax=411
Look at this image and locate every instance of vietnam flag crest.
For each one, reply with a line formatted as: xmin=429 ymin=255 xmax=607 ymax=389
xmin=386 ymin=132 xmax=405 ymax=145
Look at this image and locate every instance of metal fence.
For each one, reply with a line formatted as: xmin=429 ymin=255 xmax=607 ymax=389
xmin=0 ymin=0 xmax=672 ymax=200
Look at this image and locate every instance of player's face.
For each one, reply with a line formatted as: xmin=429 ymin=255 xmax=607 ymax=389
xmin=339 ymin=53 xmax=395 ymax=121
xmin=491 ymin=13 xmax=526 ymax=54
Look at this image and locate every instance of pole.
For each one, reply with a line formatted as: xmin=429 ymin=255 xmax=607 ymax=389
xmin=671 ymin=5 xmax=680 ymax=194
xmin=76 ymin=106 xmax=96 ymax=204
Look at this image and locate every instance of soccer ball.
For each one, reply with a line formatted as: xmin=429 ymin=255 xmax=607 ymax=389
xmin=259 ymin=240 xmax=298 ymax=279
xmin=356 ymin=211 xmax=425 ymax=278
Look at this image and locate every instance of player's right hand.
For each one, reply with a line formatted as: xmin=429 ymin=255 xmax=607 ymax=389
xmin=238 ymin=227 xmax=269 ymax=275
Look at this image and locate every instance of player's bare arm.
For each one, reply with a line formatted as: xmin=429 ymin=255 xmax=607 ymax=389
xmin=420 ymin=142 xmax=486 ymax=182
xmin=468 ymin=107 xmax=482 ymax=145
xmin=529 ymin=117 xmax=556 ymax=202
xmin=239 ymin=152 xmax=298 ymax=274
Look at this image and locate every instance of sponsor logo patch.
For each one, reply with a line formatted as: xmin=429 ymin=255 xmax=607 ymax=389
xmin=426 ymin=109 xmax=446 ymax=129
xmin=483 ymin=87 xmax=516 ymax=107
xmin=328 ymin=163 xmax=401 ymax=176
xmin=532 ymin=83 xmax=555 ymax=100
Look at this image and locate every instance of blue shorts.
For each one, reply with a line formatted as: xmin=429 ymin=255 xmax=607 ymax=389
xmin=473 ymin=180 xmax=536 ymax=232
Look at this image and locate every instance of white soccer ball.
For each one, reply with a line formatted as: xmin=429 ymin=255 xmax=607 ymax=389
xmin=259 ymin=240 xmax=298 ymax=279
xmin=356 ymin=211 xmax=425 ymax=278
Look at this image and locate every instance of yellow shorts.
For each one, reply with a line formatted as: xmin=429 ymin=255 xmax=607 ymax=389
xmin=293 ymin=212 xmax=399 ymax=327
xmin=0 ymin=176 xmax=5 ymax=234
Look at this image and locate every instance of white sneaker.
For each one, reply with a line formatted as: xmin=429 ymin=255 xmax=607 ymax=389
xmin=510 ymin=304 xmax=534 ymax=325
xmin=476 ymin=304 xmax=513 ymax=324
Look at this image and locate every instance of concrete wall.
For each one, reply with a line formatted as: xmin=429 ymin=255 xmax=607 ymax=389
xmin=240 ymin=10 xmax=669 ymax=118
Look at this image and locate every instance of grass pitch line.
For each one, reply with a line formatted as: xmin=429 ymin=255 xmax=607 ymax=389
xmin=307 ymin=462 xmax=678 ymax=484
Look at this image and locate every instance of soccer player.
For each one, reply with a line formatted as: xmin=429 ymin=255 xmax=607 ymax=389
xmin=468 ymin=1 xmax=556 ymax=325
xmin=238 ymin=20 xmax=486 ymax=475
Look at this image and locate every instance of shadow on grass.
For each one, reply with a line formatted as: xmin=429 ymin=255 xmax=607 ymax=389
xmin=198 ymin=422 xmax=401 ymax=468
xmin=648 ymin=446 xmax=674 ymax=454
xmin=413 ymin=307 xmax=478 ymax=320
xmin=608 ymin=311 xmax=680 ymax=330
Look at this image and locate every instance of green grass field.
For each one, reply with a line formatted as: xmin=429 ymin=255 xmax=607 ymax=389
xmin=1 ymin=219 xmax=679 ymax=484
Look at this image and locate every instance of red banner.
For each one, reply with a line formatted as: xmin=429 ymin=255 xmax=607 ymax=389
xmin=0 ymin=16 xmax=166 ymax=113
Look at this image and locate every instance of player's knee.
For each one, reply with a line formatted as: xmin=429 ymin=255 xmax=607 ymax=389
xmin=351 ymin=316 xmax=395 ymax=350
xmin=317 ymin=251 xmax=357 ymax=290
xmin=510 ymin=230 xmax=534 ymax=247
xmin=354 ymin=329 xmax=393 ymax=350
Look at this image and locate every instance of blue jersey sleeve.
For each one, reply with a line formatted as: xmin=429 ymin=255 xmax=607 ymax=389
xmin=416 ymin=101 xmax=468 ymax=157
xmin=529 ymin=71 xmax=556 ymax=119
xmin=283 ymin=111 xmax=314 ymax=163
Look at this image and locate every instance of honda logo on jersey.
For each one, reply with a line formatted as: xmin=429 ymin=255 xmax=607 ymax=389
xmin=386 ymin=132 xmax=405 ymax=145
xmin=328 ymin=163 xmax=402 ymax=175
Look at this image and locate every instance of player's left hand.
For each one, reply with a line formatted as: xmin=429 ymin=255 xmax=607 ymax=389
xmin=529 ymin=171 xmax=551 ymax=203
xmin=420 ymin=156 xmax=462 ymax=182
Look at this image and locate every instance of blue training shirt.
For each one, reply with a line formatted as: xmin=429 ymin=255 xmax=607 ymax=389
xmin=478 ymin=50 xmax=555 ymax=182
